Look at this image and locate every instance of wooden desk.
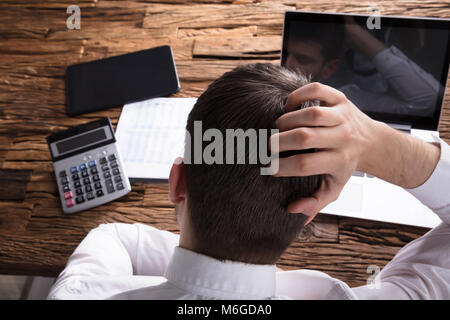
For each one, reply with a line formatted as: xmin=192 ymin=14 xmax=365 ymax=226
xmin=0 ymin=0 xmax=449 ymax=288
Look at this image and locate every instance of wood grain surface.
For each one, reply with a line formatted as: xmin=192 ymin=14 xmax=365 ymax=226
xmin=0 ymin=0 xmax=449 ymax=288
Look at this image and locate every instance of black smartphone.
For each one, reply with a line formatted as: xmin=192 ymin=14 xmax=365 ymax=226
xmin=65 ymin=45 xmax=180 ymax=115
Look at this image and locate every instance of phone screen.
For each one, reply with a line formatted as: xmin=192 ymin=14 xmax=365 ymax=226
xmin=66 ymin=45 xmax=180 ymax=115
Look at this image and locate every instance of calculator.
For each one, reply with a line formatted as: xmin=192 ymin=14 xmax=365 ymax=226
xmin=46 ymin=117 xmax=131 ymax=214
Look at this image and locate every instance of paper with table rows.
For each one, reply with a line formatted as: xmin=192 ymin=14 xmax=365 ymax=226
xmin=115 ymin=98 xmax=197 ymax=179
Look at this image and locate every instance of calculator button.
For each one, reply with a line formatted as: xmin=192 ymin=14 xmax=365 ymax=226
xmin=81 ymin=170 xmax=89 ymax=178
xmin=112 ymin=168 xmax=120 ymax=176
xmin=96 ymin=189 xmax=104 ymax=197
xmin=93 ymin=174 xmax=100 ymax=182
xmin=103 ymin=171 xmax=111 ymax=179
xmin=64 ymin=191 xmax=73 ymax=200
xmin=83 ymin=177 xmax=90 ymax=185
xmin=116 ymin=183 xmax=124 ymax=190
xmin=90 ymin=167 xmax=98 ymax=175
xmin=105 ymin=179 xmax=115 ymax=194
xmin=75 ymin=188 xmax=83 ymax=196
xmin=94 ymin=182 xmax=102 ymax=189
xmin=114 ymin=175 xmax=122 ymax=183
xmin=108 ymin=154 xmax=116 ymax=161
xmin=70 ymin=166 xmax=78 ymax=174
xmin=79 ymin=163 xmax=87 ymax=171
xmin=63 ymin=184 xmax=70 ymax=192
xmin=66 ymin=198 xmax=75 ymax=208
xmin=75 ymin=196 xmax=85 ymax=204
xmin=85 ymin=185 xmax=92 ymax=193
xmin=74 ymin=181 xmax=82 ymax=188
xmin=59 ymin=170 xmax=67 ymax=178
xmin=61 ymin=177 xmax=68 ymax=184
xmin=100 ymin=157 xmax=107 ymax=164
xmin=110 ymin=161 xmax=118 ymax=168
xmin=88 ymin=160 xmax=97 ymax=168
xmin=87 ymin=192 xmax=95 ymax=201
xmin=101 ymin=164 xmax=109 ymax=171
xmin=72 ymin=173 xmax=80 ymax=181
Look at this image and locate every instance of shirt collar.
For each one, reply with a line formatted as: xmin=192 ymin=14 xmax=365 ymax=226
xmin=164 ymin=247 xmax=276 ymax=299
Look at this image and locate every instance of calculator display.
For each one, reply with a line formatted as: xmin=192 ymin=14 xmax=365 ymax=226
xmin=56 ymin=128 xmax=107 ymax=154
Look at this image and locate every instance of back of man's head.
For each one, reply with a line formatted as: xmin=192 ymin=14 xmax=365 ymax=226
xmin=184 ymin=63 xmax=321 ymax=265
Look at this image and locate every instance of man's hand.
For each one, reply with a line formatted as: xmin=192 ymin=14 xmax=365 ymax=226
xmin=343 ymin=15 xmax=388 ymax=60
xmin=270 ymin=83 xmax=375 ymax=221
xmin=270 ymin=82 xmax=441 ymax=224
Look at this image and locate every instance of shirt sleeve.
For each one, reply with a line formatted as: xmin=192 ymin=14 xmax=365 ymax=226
xmin=407 ymin=137 xmax=450 ymax=224
xmin=372 ymin=45 xmax=442 ymax=111
xmin=352 ymin=138 xmax=450 ymax=299
xmin=47 ymin=223 xmax=179 ymax=299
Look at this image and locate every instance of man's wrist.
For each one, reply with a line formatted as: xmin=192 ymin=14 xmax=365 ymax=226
xmin=357 ymin=119 xmax=389 ymax=176
xmin=358 ymin=120 xmax=441 ymax=188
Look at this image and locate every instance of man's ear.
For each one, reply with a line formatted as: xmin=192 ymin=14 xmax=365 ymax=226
xmin=320 ymin=59 xmax=340 ymax=80
xmin=169 ymin=157 xmax=187 ymax=204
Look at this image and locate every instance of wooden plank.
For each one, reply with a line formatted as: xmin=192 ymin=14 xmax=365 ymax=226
xmin=27 ymin=205 xmax=179 ymax=235
xmin=278 ymin=240 xmax=400 ymax=287
xmin=143 ymin=183 xmax=171 ymax=208
xmin=176 ymin=58 xmax=280 ymax=81
xmin=0 ymin=202 xmax=34 ymax=234
xmin=338 ymin=216 xmax=428 ymax=247
xmin=0 ymin=169 xmax=32 ymax=201
xmin=143 ymin=3 xmax=295 ymax=30
xmin=81 ymin=38 xmax=194 ymax=62
xmin=259 ymin=0 xmax=450 ymax=18
xmin=2 ymin=161 xmax=54 ymax=172
xmin=0 ymin=232 xmax=83 ymax=276
xmin=178 ymin=26 xmax=257 ymax=39
xmin=0 ymin=135 xmax=14 ymax=163
xmin=5 ymin=135 xmax=51 ymax=161
xmin=193 ymin=36 xmax=281 ymax=59
xmin=0 ymin=0 xmax=96 ymax=9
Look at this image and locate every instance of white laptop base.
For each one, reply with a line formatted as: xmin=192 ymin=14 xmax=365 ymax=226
xmin=322 ymin=129 xmax=442 ymax=229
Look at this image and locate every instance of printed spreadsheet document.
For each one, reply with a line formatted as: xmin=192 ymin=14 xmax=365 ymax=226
xmin=115 ymin=98 xmax=197 ymax=179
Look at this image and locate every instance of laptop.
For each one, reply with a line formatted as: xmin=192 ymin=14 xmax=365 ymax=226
xmin=281 ymin=11 xmax=450 ymax=228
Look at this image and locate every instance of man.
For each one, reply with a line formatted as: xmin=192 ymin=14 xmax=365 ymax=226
xmin=48 ymin=63 xmax=450 ymax=299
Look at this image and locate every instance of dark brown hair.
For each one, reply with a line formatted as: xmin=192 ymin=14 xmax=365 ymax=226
xmin=184 ymin=63 xmax=321 ymax=264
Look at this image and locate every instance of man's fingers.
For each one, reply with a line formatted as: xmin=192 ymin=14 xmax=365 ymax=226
xmin=287 ymin=177 xmax=343 ymax=216
xmin=276 ymin=106 xmax=342 ymax=131
xmin=273 ymin=151 xmax=341 ymax=177
xmin=284 ymin=82 xmax=347 ymax=112
xmin=271 ymin=126 xmax=344 ymax=152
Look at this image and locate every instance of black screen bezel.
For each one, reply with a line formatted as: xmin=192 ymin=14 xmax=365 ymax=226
xmin=281 ymin=11 xmax=450 ymax=130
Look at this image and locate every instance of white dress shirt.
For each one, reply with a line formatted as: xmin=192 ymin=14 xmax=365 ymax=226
xmin=48 ymin=139 xmax=450 ymax=300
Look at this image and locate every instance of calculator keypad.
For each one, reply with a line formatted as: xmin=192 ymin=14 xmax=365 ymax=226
xmin=59 ymin=152 xmax=126 ymax=210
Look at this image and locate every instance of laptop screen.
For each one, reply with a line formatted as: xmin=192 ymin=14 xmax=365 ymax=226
xmin=281 ymin=11 xmax=450 ymax=130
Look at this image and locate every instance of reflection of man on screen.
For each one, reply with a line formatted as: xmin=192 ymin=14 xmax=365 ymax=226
xmin=285 ymin=20 xmax=343 ymax=83
xmin=285 ymin=18 xmax=442 ymax=117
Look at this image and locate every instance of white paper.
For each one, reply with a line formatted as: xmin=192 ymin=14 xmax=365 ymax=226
xmin=115 ymin=97 xmax=197 ymax=179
